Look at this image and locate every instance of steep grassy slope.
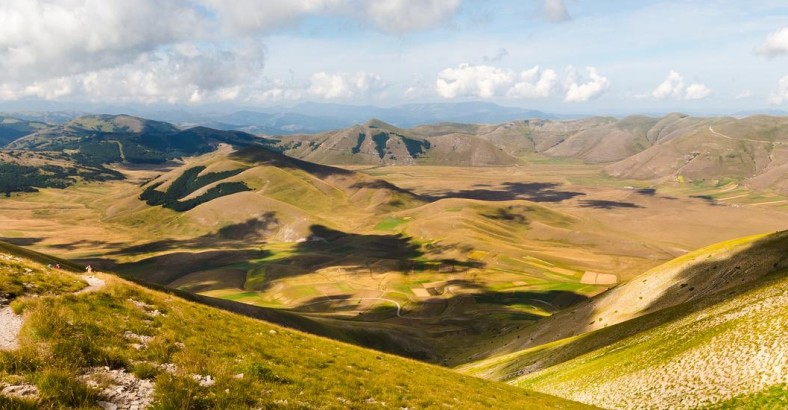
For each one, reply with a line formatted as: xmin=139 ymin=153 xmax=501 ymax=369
xmin=513 ymin=265 xmax=788 ymax=409
xmin=458 ymin=231 xmax=788 ymax=408
xmin=458 ymin=231 xmax=788 ymax=369
xmin=0 ymin=241 xmax=589 ymax=409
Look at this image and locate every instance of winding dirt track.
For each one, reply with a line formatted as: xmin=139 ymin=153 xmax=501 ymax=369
xmin=0 ymin=274 xmax=106 ymax=350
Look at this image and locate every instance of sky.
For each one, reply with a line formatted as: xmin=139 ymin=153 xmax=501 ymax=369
xmin=1 ymin=0 xmax=788 ymax=115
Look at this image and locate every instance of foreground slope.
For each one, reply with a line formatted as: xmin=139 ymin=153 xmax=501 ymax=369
xmin=458 ymin=231 xmax=788 ymax=364
xmin=0 ymin=241 xmax=589 ymax=409
xmin=513 ymin=262 xmax=788 ymax=409
xmin=459 ymin=231 xmax=788 ymax=409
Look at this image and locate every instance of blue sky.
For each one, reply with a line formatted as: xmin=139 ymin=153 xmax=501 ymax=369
xmin=1 ymin=0 xmax=787 ymax=114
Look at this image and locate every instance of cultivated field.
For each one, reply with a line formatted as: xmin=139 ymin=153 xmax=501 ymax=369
xmin=1 ymin=157 xmax=787 ymax=362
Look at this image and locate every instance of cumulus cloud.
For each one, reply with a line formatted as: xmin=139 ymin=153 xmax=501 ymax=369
xmin=0 ymin=0 xmax=462 ymax=103
xmin=756 ymin=27 xmax=788 ymax=58
xmin=0 ymin=42 xmax=267 ymax=104
xmin=544 ymin=0 xmax=570 ymax=22
xmin=507 ymin=66 xmax=558 ymax=98
xmin=684 ymin=83 xmax=711 ymax=100
xmin=0 ymin=0 xmax=203 ymax=82
xmin=651 ymin=71 xmax=711 ymax=101
xmin=436 ymin=64 xmax=515 ymax=99
xmin=435 ymin=64 xmax=598 ymax=100
xmin=308 ymin=72 xmax=388 ymax=99
xmin=564 ymin=67 xmax=610 ymax=102
xmin=769 ymin=75 xmax=788 ymax=105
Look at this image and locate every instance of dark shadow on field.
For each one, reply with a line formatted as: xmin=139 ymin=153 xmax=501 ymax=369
xmin=480 ymin=206 xmax=529 ymax=224
xmin=421 ymin=182 xmax=585 ymax=203
xmin=288 ymin=279 xmax=590 ymax=363
xmin=49 ymin=239 xmax=125 ymax=251
xmin=95 ymin=248 xmax=270 ymax=285
xmin=250 ymin=225 xmax=485 ymax=292
xmin=109 ymin=212 xmax=279 ymax=256
xmin=690 ymin=195 xmax=721 ymax=206
xmin=635 ymin=188 xmax=656 ymax=196
xmin=579 ymin=199 xmax=642 ymax=209
xmin=349 ymin=180 xmax=422 ymax=196
xmin=0 ymin=237 xmax=44 ymax=246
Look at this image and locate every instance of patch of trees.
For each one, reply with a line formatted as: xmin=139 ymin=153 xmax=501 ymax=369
xmin=139 ymin=165 xmax=250 ymax=212
xmin=0 ymin=161 xmax=125 ymax=197
xmin=0 ymin=163 xmax=70 ymax=196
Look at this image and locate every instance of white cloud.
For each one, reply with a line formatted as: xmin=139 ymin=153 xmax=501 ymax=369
xmin=436 ymin=64 xmax=515 ymax=98
xmin=756 ymin=27 xmax=788 ymax=58
xmin=651 ymin=71 xmax=711 ymax=101
xmin=564 ymin=67 xmax=610 ymax=102
xmin=362 ymin=0 xmax=461 ymax=33
xmin=652 ymin=70 xmax=685 ymax=99
xmin=435 ymin=64 xmax=584 ymax=100
xmin=308 ymin=72 xmax=388 ymax=99
xmin=0 ymin=43 xmax=267 ymax=104
xmin=507 ymin=66 xmax=558 ymax=98
xmin=685 ymin=83 xmax=711 ymax=100
xmin=0 ymin=0 xmax=203 ymax=82
xmin=0 ymin=0 xmax=462 ymax=104
xmin=544 ymin=0 xmax=570 ymax=22
xmin=769 ymin=75 xmax=788 ymax=105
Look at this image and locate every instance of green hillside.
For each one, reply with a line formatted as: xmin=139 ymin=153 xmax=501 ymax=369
xmin=0 ymin=241 xmax=589 ymax=409
xmin=458 ymin=231 xmax=788 ymax=409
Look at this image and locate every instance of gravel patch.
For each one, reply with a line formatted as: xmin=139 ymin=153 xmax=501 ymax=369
xmin=0 ymin=306 xmax=23 ymax=350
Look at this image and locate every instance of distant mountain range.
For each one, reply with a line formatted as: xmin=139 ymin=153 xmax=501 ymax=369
xmin=4 ymin=101 xmax=559 ymax=134
xmin=3 ymin=111 xmax=788 ymax=195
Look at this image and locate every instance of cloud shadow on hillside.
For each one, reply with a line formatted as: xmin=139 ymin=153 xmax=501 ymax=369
xmin=247 ymin=225 xmax=485 ymax=292
xmin=421 ymin=182 xmax=585 ymax=203
xmin=579 ymin=199 xmax=642 ymax=209
xmin=0 ymin=237 xmax=44 ymax=246
xmin=110 ymin=212 xmax=279 ymax=256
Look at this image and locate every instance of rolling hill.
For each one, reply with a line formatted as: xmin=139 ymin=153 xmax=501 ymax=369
xmin=0 ymin=240 xmax=589 ymax=409
xmin=0 ymin=114 xmax=280 ymax=195
xmin=277 ymin=119 xmax=521 ymax=166
xmin=0 ymin=116 xmax=49 ymax=147
xmin=8 ymin=114 xmax=272 ymax=165
xmin=270 ymin=114 xmax=788 ymax=195
xmin=458 ymin=231 xmax=788 ymax=409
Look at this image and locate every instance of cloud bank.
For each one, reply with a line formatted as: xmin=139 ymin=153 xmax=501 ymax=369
xmin=652 ymin=71 xmax=711 ymax=101
xmin=435 ymin=64 xmax=605 ymax=102
xmin=756 ymin=27 xmax=788 ymax=57
xmin=0 ymin=0 xmax=461 ymax=103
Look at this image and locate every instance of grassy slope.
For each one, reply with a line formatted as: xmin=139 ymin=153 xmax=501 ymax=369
xmin=514 ymin=267 xmax=788 ymax=409
xmin=456 ymin=231 xmax=788 ymax=366
xmin=458 ymin=231 xmax=788 ymax=409
xmin=0 ymin=242 xmax=590 ymax=409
